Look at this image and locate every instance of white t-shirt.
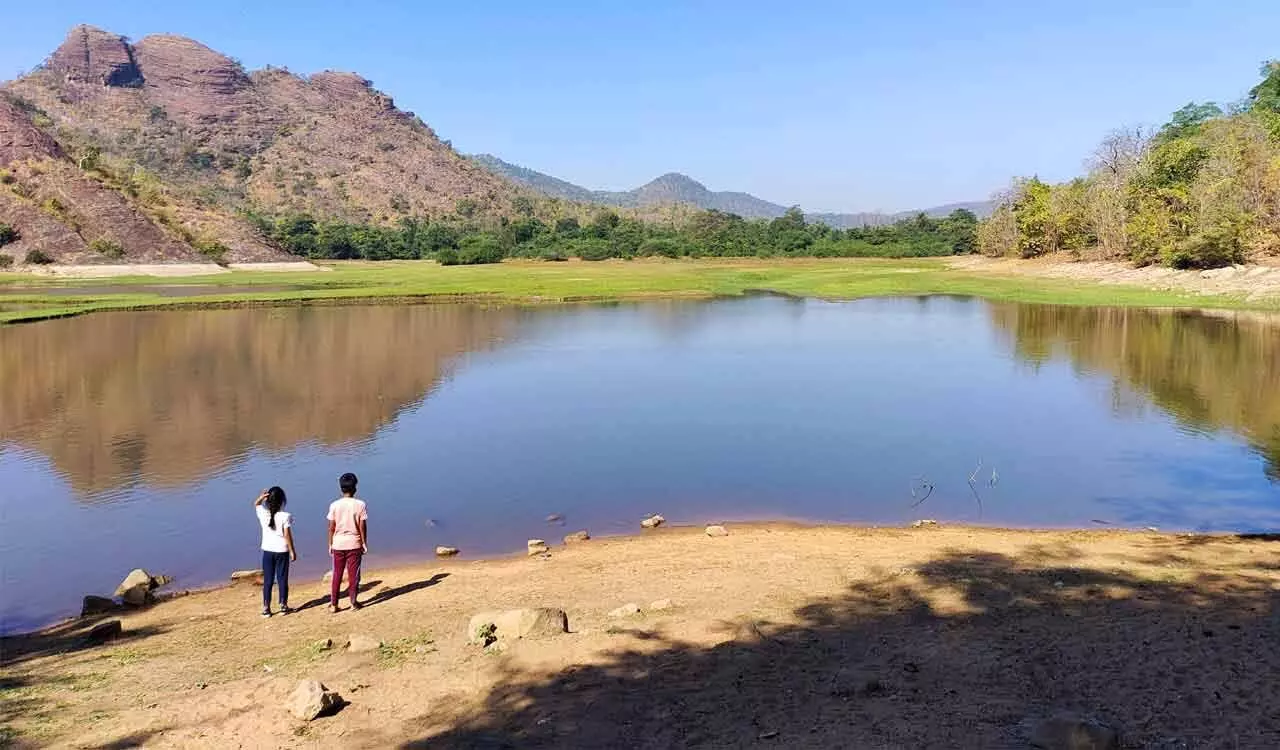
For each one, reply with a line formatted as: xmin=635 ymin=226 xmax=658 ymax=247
xmin=256 ymin=506 xmax=292 ymax=553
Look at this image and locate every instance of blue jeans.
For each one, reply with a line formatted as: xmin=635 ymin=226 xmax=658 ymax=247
xmin=262 ymin=550 xmax=290 ymax=609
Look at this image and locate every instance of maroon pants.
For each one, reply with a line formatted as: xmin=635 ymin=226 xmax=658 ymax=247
xmin=331 ymin=548 xmax=363 ymax=606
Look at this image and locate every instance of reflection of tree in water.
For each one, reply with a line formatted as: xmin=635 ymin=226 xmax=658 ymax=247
xmin=990 ymin=303 xmax=1280 ymax=479
xmin=0 ymin=305 xmax=516 ymax=496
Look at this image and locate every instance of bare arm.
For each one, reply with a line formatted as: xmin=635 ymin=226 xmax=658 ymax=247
xmin=327 ymin=520 xmax=336 ymax=553
xmin=358 ymin=518 xmax=368 ymax=553
xmin=285 ymin=527 xmax=297 ymax=562
xmin=253 ymin=490 xmax=268 ymax=507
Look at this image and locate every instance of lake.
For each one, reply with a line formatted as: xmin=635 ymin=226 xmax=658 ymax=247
xmin=2 ymin=296 xmax=1278 ymax=632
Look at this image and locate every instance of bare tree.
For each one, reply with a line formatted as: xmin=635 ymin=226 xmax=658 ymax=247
xmin=1084 ymin=126 xmax=1151 ymax=258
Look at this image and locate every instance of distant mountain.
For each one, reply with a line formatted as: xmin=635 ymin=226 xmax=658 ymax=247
xmin=472 ymin=154 xmax=991 ymax=227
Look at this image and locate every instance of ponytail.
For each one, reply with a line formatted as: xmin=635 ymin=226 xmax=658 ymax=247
xmin=264 ymin=486 xmax=287 ymax=530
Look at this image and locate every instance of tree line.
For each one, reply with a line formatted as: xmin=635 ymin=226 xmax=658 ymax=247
xmin=244 ymin=205 xmax=978 ymax=265
xmin=978 ymin=61 xmax=1280 ymax=268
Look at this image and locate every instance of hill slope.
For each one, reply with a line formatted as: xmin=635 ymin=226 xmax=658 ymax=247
xmin=472 ymin=153 xmax=991 ymax=227
xmin=0 ymin=26 xmax=527 ymax=265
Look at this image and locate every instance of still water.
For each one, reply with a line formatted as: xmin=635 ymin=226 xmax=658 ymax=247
xmin=2 ymin=296 xmax=1278 ymax=631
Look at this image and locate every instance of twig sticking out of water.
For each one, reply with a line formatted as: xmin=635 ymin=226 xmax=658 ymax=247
xmin=966 ymin=459 xmax=987 ymax=519
xmin=909 ymin=477 xmax=935 ymax=508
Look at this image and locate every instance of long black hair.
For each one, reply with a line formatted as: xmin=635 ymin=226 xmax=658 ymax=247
xmin=265 ymin=486 xmax=287 ymax=530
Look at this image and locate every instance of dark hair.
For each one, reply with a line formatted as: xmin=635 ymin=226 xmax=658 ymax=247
xmin=339 ymin=472 xmax=358 ymax=496
xmin=265 ymin=486 xmax=287 ymax=529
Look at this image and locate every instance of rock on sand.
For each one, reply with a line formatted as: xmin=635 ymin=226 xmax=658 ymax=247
xmin=467 ymin=608 xmax=568 ymax=643
xmin=527 ymin=539 xmax=550 ymax=556
xmin=563 ymin=530 xmax=591 ymax=544
xmin=705 ymin=525 xmax=729 ymax=537
xmin=641 ymin=514 xmax=665 ymax=529
xmin=288 ymin=679 xmax=342 ymax=721
xmin=435 ymin=546 xmax=460 ymax=557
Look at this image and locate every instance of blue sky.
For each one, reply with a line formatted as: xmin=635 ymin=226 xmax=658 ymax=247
xmin=2 ymin=1 xmax=1277 ymax=212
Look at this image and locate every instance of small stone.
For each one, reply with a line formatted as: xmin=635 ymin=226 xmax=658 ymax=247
xmin=81 ymin=595 xmax=119 ymax=617
xmin=230 ymin=569 xmax=265 ymax=586
xmin=467 ymin=608 xmax=568 ymax=643
xmin=830 ymin=667 xmax=884 ymax=698
xmin=150 ymin=574 xmax=173 ymax=589
xmin=1145 ymin=526 xmax=1160 ymax=533
xmin=759 ymin=731 xmax=779 ymax=740
xmin=435 ymin=546 xmax=460 ymax=557
xmin=649 ymin=599 xmax=675 ymax=611
xmin=527 ymin=539 xmax=550 ymax=556
xmin=705 ymin=525 xmax=729 ymax=537
xmin=345 ymin=634 xmax=382 ymax=653
xmin=641 ymin=514 xmax=665 ymax=529
xmin=911 ymin=519 xmax=938 ymax=528
xmin=608 ymin=603 xmax=642 ymax=618
xmin=288 ymin=679 xmax=342 ymax=721
xmin=114 ymin=569 xmax=152 ymax=596
xmin=115 ymin=569 xmax=156 ymax=605
xmin=119 ymin=584 xmax=150 ymax=607
xmin=314 ymin=638 xmax=333 ymax=651
xmin=1029 ymin=712 xmax=1119 ymax=750
xmin=563 ymin=530 xmax=591 ymax=544
xmin=83 ymin=619 xmax=122 ymax=645
xmin=545 ymin=513 xmax=564 ymax=524
xmin=412 ymin=644 xmax=434 ymax=654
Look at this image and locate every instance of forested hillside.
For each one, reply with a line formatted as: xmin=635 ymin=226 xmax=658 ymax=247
xmin=978 ymin=62 xmax=1280 ymax=268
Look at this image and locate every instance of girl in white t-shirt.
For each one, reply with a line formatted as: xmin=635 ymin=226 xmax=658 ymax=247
xmin=254 ymin=487 xmax=297 ymax=617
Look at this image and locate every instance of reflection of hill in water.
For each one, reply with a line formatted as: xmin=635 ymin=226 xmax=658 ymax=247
xmin=0 ymin=305 xmax=516 ymax=496
xmin=990 ymin=304 xmax=1280 ymax=480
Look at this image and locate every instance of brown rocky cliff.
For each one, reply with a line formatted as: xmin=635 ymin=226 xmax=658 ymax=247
xmin=1 ymin=24 xmax=538 ymax=265
xmin=46 ymin=25 xmax=144 ymax=88
xmin=0 ymin=98 xmax=63 ymax=165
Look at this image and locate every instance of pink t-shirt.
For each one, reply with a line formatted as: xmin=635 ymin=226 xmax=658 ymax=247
xmin=327 ymin=497 xmax=368 ymax=551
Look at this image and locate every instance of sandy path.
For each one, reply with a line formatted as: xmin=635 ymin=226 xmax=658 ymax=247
xmin=2 ymin=524 xmax=1278 ymax=748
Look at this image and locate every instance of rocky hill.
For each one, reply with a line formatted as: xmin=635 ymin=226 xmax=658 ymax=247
xmin=0 ymin=26 xmax=527 ymax=266
xmin=472 ymin=153 xmax=991 ymax=227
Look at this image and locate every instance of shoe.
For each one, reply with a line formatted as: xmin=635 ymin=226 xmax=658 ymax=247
xmin=261 ymin=608 xmax=273 ymax=618
xmin=350 ymin=601 xmax=363 ymax=611
xmin=280 ymin=606 xmax=293 ymax=615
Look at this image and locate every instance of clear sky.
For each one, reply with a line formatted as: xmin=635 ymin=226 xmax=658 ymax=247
xmin=2 ymin=1 xmax=1277 ymax=212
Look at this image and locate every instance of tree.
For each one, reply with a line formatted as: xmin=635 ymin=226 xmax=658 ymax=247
xmin=1157 ymin=102 xmax=1224 ymax=142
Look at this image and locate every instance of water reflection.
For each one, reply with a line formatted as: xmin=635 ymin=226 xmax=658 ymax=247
xmin=988 ymin=304 xmax=1280 ymax=480
xmin=0 ymin=305 xmax=517 ymax=496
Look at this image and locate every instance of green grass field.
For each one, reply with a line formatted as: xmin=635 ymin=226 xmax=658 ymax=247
xmin=0 ymin=258 xmax=1271 ymax=324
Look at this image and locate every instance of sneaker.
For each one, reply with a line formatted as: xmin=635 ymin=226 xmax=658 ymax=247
xmin=280 ymin=606 xmax=293 ymax=615
xmin=261 ymin=608 xmax=273 ymax=618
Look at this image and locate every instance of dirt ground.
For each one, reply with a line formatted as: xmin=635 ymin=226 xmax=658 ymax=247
xmin=950 ymin=255 xmax=1280 ymax=301
xmin=3 ymin=524 xmax=1279 ymax=749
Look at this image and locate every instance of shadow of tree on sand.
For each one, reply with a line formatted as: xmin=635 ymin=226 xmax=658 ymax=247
xmin=406 ymin=544 xmax=1280 ymax=749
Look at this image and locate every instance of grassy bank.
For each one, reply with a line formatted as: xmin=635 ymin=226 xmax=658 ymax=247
xmin=1 ymin=257 xmax=1274 ymax=324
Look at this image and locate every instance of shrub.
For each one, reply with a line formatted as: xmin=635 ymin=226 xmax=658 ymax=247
xmin=90 ymin=237 xmax=126 ymax=259
xmin=0 ymin=255 xmax=13 ymax=270
xmin=195 ymin=239 xmax=230 ymax=264
xmin=638 ymin=238 xmax=682 ymax=258
xmin=24 ymin=249 xmax=53 ymax=265
xmin=0 ymin=223 xmax=17 ymax=247
xmin=456 ymin=235 xmax=504 ymax=265
xmin=575 ymin=238 xmax=616 ymax=261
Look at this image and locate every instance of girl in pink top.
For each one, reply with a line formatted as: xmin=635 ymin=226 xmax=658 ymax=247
xmin=326 ymin=472 xmax=368 ymax=612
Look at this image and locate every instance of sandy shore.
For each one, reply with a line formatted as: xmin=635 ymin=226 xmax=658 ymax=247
xmin=951 ymin=255 xmax=1280 ymax=301
xmin=2 ymin=523 xmax=1278 ymax=748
